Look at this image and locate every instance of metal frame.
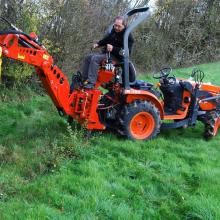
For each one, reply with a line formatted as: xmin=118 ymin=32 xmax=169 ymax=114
xmin=123 ymin=7 xmax=151 ymax=89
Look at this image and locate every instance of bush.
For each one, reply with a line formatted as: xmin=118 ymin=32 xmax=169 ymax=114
xmin=132 ymin=0 xmax=220 ymax=71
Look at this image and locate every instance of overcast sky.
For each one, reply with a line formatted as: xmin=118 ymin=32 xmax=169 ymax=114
xmin=148 ymin=0 xmax=157 ymax=10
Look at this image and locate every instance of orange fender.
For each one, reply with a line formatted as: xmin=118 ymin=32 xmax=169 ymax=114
xmin=124 ymin=89 xmax=164 ymax=119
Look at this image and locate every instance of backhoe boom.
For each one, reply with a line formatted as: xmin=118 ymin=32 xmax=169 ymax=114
xmin=0 ymin=29 xmax=105 ymax=130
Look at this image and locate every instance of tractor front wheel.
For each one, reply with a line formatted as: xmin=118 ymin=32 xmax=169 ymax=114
xmin=120 ymin=101 xmax=161 ymax=140
xmin=204 ymin=111 xmax=220 ymax=139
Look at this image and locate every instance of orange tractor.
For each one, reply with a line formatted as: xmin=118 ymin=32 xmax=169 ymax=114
xmin=0 ymin=7 xmax=220 ymax=140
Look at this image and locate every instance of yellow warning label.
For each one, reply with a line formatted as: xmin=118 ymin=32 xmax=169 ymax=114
xmin=43 ymin=54 xmax=49 ymax=60
xmin=18 ymin=54 xmax=25 ymax=60
xmin=0 ymin=47 xmax=2 ymax=83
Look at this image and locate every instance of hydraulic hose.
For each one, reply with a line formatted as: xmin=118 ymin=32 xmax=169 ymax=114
xmin=0 ymin=30 xmax=33 ymax=40
xmin=0 ymin=30 xmax=42 ymax=48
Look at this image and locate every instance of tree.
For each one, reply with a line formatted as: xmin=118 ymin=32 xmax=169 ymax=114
xmin=0 ymin=0 xmax=40 ymax=84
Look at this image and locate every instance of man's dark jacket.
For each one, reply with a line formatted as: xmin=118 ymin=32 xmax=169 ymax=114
xmin=97 ymin=28 xmax=134 ymax=61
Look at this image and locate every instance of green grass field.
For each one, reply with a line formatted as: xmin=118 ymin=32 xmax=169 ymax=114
xmin=0 ymin=62 xmax=220 ymax=220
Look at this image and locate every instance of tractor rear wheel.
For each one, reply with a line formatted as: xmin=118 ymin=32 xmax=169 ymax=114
xmin=204 ymin=111 xmax=220 ymax=139
xmin=120 ymin=101 xmax=161 ymax=140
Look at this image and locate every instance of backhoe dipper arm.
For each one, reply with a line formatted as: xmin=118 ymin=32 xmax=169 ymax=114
xmin=0 ymin=29 xmax=72 ymax=115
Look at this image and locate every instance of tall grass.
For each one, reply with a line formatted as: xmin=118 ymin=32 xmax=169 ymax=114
xmin=0 ymin=62 xmax=220 ymax=219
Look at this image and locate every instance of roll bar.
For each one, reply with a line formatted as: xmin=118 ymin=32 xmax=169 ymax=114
xmin=123 ymin=7 xmax=151 ymax=89
xmin=105 ymin=7 xmax=151 ymax=89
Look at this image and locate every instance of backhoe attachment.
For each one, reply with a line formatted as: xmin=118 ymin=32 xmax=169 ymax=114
xmin=0 ymin=18 xmax=105 ymax=130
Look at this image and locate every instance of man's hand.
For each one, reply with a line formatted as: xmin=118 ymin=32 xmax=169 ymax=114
xmin=107 ymin=44 xmax=113 ymax=52
xmin=93 ymin=43 xmax=99 ymax=49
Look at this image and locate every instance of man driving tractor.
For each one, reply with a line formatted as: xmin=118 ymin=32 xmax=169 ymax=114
xmin=81 ymin=16 xmax=134 ymax=89
xmin=1 ymin=7 xmax=219 ymax=140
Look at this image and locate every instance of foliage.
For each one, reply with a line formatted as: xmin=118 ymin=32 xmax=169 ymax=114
xmin=133 ymin=0 xmax=220 ymax=70
xmin=0 ymin=0 xmax=219 ymax=80
xmin=0 ymin=0 xmax=40 ymax=83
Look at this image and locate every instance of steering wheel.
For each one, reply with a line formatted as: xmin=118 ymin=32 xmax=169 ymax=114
xmin=153 ymin=67 xmax=172 ymax=79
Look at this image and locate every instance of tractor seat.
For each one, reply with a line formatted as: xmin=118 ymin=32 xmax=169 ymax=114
xmin=115 ymin=61 xmax=136 ymax=83
xmin=128 ymin=61 xmax=136 ymax=84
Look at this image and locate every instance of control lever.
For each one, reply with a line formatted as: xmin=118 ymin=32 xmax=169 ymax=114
xmin=105 ymin=52 xmax=114 ymax=71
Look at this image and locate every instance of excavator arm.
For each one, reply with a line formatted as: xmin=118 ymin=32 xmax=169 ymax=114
xmin=0 ymin=28 xmax=72 ymax=115
xmin=0 ymin=18 xmax=105 ymax=130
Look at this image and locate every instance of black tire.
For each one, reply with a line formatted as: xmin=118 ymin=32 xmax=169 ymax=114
xmin=204 ymin=111 xmax=220 ymax=139
xmin=119 ymin=100 xmax=161 ymax=140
